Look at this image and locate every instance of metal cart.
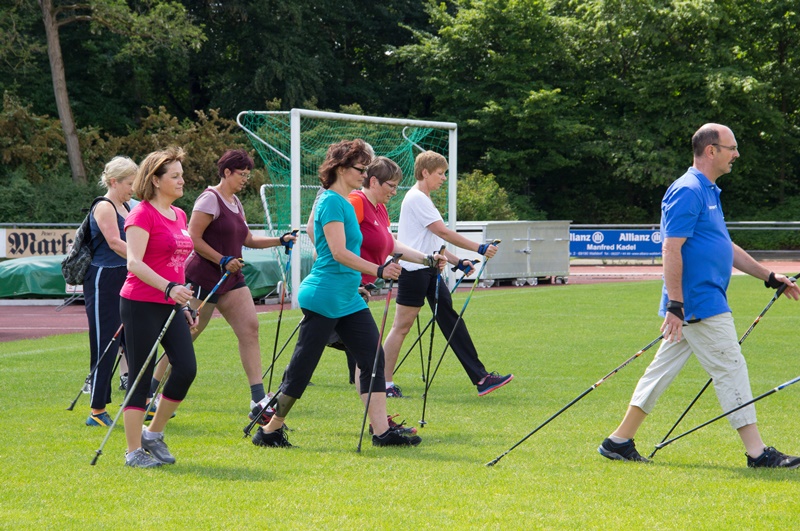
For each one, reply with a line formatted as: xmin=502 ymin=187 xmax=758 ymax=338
xmin=456 ymin=221 xmax=571 ymax=287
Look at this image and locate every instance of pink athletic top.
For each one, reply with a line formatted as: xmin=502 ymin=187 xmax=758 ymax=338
xmin=120 ymin=201 xmax=193 ymax=304
xmin=348 ymin=190 xmax=394 ymax=284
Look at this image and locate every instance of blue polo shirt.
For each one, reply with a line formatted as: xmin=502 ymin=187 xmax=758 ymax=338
xmin=658 ymin=167 xmax=733 ymax=320
xmin=297 ymin=190 xmax=367 ymax=318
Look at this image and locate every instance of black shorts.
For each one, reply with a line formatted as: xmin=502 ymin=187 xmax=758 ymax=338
xmin=395 ymin=267 xmax=439 ymax=307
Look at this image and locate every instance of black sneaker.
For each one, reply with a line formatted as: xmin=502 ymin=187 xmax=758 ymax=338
xmin=252 ymin=426 xmax=292 ymax=448
xmin=119 ymin=373 xmax=128 ymax=391
xmin=372 ymin=427 xmax=422 ymax=447
xmin=369 ymin=414 xmax=418 ymax=435
xmin=386 ymin=384 xmax=405 ymax=398
xmin=598 ymin=438 xmax=651 ymax=463
xmin=747 ymin=447 xmax=800 ymax=469
xmin=477 ymin=372 xmax=514 ymax=396
xmin=248 ymin=400 xmax=275 ymax=426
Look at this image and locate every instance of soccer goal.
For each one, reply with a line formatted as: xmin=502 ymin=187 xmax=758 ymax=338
xmin=237 ymin=109 xmax=458 ymax=308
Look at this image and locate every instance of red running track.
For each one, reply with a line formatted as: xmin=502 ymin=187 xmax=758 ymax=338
xmin=1 ymin=261 xmax=796 ymax=343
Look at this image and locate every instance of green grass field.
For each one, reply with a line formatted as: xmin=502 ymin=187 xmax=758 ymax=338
xmin=2 ymin=278 xmax=799 ymax=530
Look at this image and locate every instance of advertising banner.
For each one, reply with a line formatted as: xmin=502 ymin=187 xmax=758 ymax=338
xmin=570 ymin=230 xmax=662 ymax=258
xmin=2 ymin=228 xmax=74 ymax=259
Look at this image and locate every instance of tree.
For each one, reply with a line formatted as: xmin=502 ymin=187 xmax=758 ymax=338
xmin=457 ymin=170 xmax=518 ymax=221
xmin=36 ymin=0 xmax=205 ymax=182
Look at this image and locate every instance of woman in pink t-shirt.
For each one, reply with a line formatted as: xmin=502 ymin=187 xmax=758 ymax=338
xmin=119 ymin=146 xmax=198 ymax=469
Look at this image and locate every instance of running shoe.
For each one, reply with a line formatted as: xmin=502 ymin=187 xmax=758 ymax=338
xmin=252 ymin=426 xmax=292 ymax=448
xmin=141 ymin=432 xmax=176 ymax=464
xmin=747 ymin=447 xmax=800 ymax=469
xmin=125 ymin=447 xmax=162 ymax=468
xmin=372 ymin=428 xmax=422 ymax=447
xmin=249 ymin=399 xmax=276 ymax=426
xmin=386 ymin=384 xmax=405 ymax=398
xmin=369 ymin=414 xmax=417 ymax=435
xmin=86 ymin=411 xmax=113 ymax=427
xmin=477 ymin=372 xmax=514 ymax=396
xmin=598 ymin=438 xmax=651 ymax=463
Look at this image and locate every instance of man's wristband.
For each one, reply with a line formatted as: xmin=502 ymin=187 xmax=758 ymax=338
xmin=764 ymin=272 xmax=782 ymax=289
xmin=665 ymin=300 xmax=684 ymax=320
xmin=164 ymin=282 xmax=179 ymax=302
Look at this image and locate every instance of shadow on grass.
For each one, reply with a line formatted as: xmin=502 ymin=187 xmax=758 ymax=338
xmin=160 ymin=462 xmax=275 ymax=481
xmin=646 ymin=459 xmax=800 ymax=481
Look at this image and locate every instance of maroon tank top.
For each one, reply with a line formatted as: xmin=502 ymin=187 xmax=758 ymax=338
xmin=185 ymin=188 xmax=250 ymax=295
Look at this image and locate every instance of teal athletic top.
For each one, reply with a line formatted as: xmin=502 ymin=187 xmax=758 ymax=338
xmin=298 ymin=190 xmax=367 ymax=318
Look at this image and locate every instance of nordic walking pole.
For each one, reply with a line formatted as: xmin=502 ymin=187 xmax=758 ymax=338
xmin=416 ymin=316 xmax=426 ymax=382
xmin=145 ymin=270 xmax=231 ymax=418
xmin=647 ymin=276 xmax=796 ymax=459
xmin=419 ymin=245 xmax=448 ymax=428
xmin=357 ymin=253 xmax=402 ymax=452
xmin=67 ymin=323 xmax=124 ymax=410
xmin=242 ymin=391 xmax=282 ymax=438
xmin=427 ymin=240 xmax=501 ymax=391
xmin=91 ymin=304 xmax=182 ymax=466
xmin=393 ymin=272 xmax=471 ymax=376
xmin=267 ymin=230 xmax=299 ymax=393
xmin=653 ymin=374 xmax=800 ymax=453
xmin=486 ymin=334 xmax=664 ymax=467
xmin=261 ymin=318 xmax=302 ymax=380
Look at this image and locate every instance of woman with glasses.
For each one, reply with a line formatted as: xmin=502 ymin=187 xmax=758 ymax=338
xmin=251 ymin=139 xmax=422 ymax=449
xmin=177 ymin=149 xmax=296 ymax=422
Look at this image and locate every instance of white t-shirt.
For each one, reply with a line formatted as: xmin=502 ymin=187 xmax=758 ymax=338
xmin=397 ymin=186 xmax=444 ymax=271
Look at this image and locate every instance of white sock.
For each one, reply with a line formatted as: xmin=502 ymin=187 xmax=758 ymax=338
xmin=608 ymin=435 xmax=629 ymax=444
xmin=143 ymin=429 xmax=163 ymax=440
xmin=386 ymin=381 xmax=394 ymax=389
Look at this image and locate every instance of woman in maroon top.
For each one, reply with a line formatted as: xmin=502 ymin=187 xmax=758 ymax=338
xmin=183 ymin=149 xmax=296 ymax=419
xmin=347 ymin=156 xmax=445 ymax=398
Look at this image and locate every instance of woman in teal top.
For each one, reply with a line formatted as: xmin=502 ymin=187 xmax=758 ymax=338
xmin=251 ymin=139 xmax=422 ymax=449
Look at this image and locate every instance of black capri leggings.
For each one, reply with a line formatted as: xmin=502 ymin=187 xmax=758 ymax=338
xmin=119 ymin=298 xmax=197 ymax=410
xmin=281 ymin=308 xmax=385 ymax=399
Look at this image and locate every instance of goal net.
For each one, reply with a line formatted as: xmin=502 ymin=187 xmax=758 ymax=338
xmin=237 ymin=109 xmax=458 ymax=307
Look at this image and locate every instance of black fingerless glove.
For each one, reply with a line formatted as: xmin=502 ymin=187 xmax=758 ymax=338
xmin=665 ymin=300 xmax=684 ymax=320
xmin=764 ymin=272 xmax=782 ymax=289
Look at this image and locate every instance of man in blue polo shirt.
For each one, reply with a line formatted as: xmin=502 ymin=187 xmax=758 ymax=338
xmin=598 ymin=123 xmax=800 ymax=468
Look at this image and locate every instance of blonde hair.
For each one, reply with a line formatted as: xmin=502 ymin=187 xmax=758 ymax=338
xmin=413 ymin=150 xmax=447 ymax=181
xmin=133 ymin=146 xmax=186 ymax=201
xmin=98 ymin=156 xmax=138 ymax=188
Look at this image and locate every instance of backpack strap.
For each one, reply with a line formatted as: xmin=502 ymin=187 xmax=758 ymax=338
xmin=87 ymin=196 xmax=117 ymax=249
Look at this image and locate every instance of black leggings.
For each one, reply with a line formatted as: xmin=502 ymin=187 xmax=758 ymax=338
xmin=119 ymin=298 xmax=197 ymax=410
xmin=396 ymin=267 xmax=487 ymax=385
xmin=282 ymin=308 xmax=385 ymax=399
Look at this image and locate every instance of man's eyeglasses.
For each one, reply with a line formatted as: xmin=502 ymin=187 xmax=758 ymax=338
xmin=712 ymin=143 xmax=738 ymax=152
xmin=382 ymin=181 xmax=398 ymax=190
xmin=351 ymin=166 xmax=368 ymax=174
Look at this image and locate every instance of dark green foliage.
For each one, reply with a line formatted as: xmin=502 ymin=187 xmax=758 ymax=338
xmin=1 ymin=0 xmax=799 ymax=237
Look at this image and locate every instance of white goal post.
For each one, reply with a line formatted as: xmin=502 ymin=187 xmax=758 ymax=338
xmin=238 ymin=108 xmax=458 ymax=308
